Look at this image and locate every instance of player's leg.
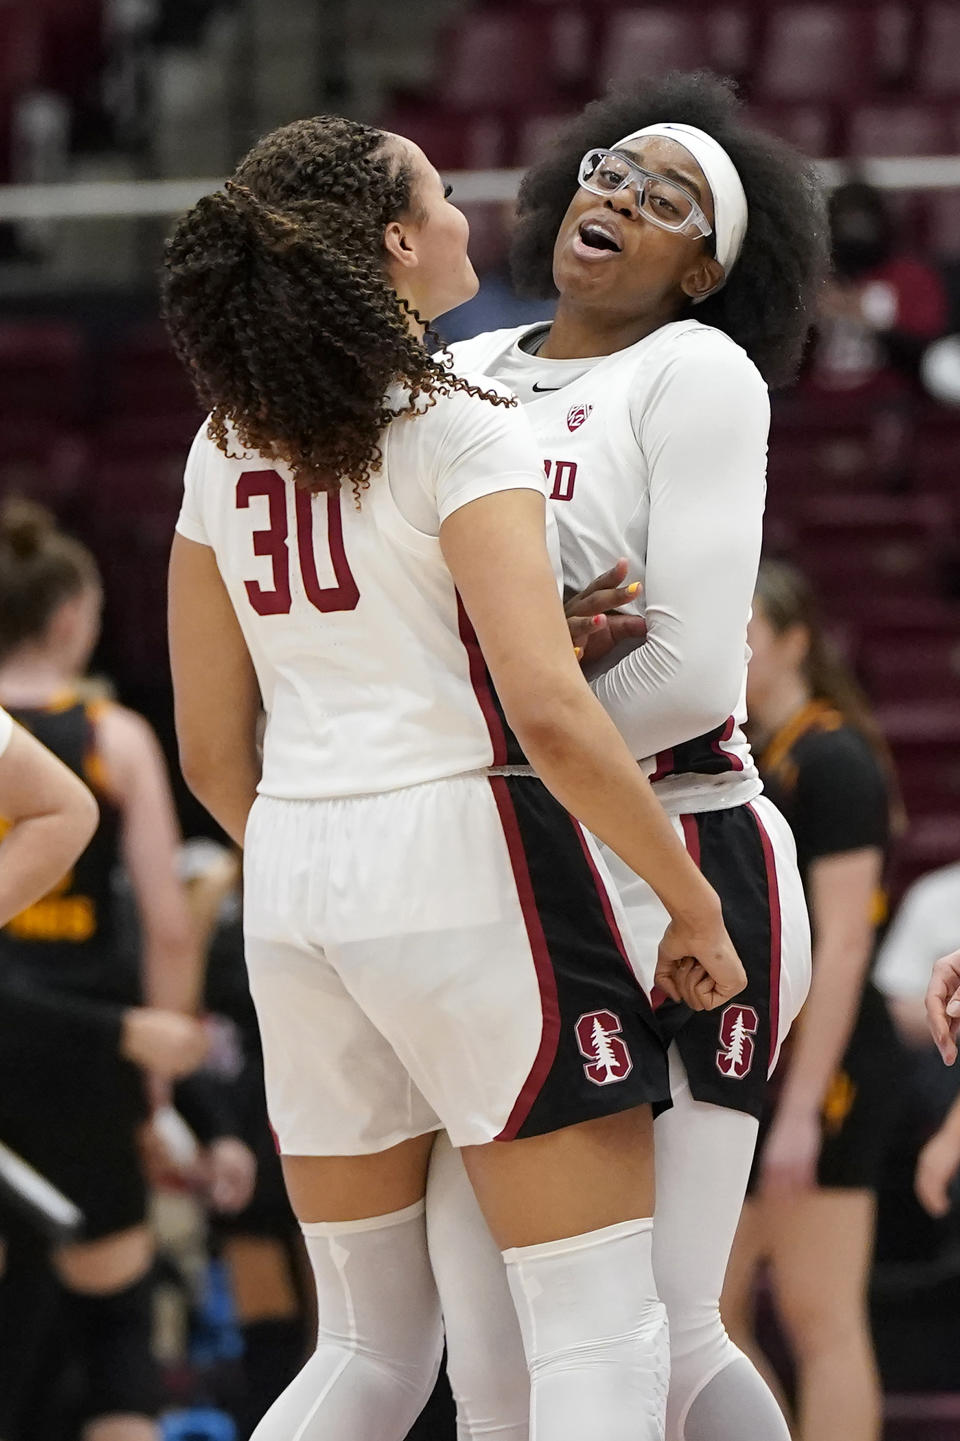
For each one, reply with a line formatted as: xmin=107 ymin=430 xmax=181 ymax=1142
xmin=241 ymin=796 xmax=447 ymax=1440
xmin=250 ymin=1138 xmax=444 ymax=1441
xmin=221 ymin=1230 xmax=309 ymax=1437
xmin=346 ymin=777 xmax=672 ymax=1441
xmin=54 ymin=1224 xmax=161 ymax=1441
xmin=766 ymin=1188 xmax=881 ymax=1441
xmin=241 ymin=936 xmax=445 ymax=1441
xmin=463 ymin=1105 xmax=667 ymax=1441
xmin=604 ymin=796 xmax=809 ymax=1441
xmin=652 ymin=1054 xmax=790 ymax=1441
xmin=425 ymin=1132 xmax=527 ymax=1441
xmin=718 ymin=1198 xmax=791 ymax=1416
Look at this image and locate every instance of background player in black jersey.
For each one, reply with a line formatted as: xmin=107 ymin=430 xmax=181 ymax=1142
xmin=720 ymin=559 xmax=906 ymax=1441
xmin=0 ymin=500 xmax=207 ymax=1441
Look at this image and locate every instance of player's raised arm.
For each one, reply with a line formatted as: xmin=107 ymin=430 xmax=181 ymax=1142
xmin=0 ymin=710 xmax=99 ymax=927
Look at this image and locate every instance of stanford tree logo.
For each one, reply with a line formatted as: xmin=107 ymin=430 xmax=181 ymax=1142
xmin=575 ymin=1010 xmax=633 ymax=1086
xmin=715 ymin=1004 xmax=760 ymax=1080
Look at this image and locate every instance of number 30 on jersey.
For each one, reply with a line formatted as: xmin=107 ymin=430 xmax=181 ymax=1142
xmin=237 ymin=470 xmax=359 ymax=616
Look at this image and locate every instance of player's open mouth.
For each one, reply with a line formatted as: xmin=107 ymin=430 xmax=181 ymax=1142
xmin=573 ymin=218 xmax=624 ymax=261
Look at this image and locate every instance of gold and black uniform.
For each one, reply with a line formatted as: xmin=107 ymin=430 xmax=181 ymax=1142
xmin=754 ymin=700 xmax=905 ymax=1190
xmin=0 ymin=695 xmax=148 ymax=1239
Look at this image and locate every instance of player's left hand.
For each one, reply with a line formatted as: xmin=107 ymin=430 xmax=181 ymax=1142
xmin=204 ymin=1136 xmax=257 ymax=1214
xmin=915 ymin=1127 xmax=960 ymax=1218
xmin=925 ymin=948 xmax=960 ymax=1065
xmin=758 ymin=1109 xmax=821 ymax=1197
xmin=565 ymin=559 xmax=648 ymax=665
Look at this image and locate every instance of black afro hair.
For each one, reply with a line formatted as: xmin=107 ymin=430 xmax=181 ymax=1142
xmin=511 ymin=71 xmax=829 ymax=388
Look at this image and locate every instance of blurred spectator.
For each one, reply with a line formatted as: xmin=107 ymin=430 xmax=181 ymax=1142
xmin=808 ymin=181 xmax=948 ymax=398
xmin=876 ymin=861 xmax=960 ymax=1048
xmin=721 ymin=558 xmax=907 ymax=1441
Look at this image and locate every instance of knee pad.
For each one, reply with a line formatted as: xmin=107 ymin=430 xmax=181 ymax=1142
xmin=504 ymin=1218 xmax=670 ymax=1441
xmin=250 ymin=1203 xmax=443 ymax=1441
xmin=64 ymin=1271 xmax=162 ymax=1422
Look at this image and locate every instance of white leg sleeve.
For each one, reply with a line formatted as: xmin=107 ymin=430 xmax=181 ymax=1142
xmin=250 ymin=1201 xmax=442 ymax=1441
xmin=504 ymin=1217 xmax=669 ymax=1441
xmin=654 ymin=1050 xmax=790 ymax=1441
xmin=426 ymin=1132 xmax=529 ymax=1440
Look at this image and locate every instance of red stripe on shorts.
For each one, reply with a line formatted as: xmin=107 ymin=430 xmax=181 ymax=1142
xmin=489 ymin=777 xmax=561 ymax=1141
xmin=456 ymin=595 xmax=507 ymax=767
xmin=569 ymin=819 xmax=637 ymax=983
xmin=680 ymin=812 xmax=701 ymax=867
xmin=746 ymin=803 xmax=782 ymax=1068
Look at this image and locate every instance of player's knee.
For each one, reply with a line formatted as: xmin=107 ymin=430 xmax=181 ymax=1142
xmin=64 ymin=1272 xmax=162 ymax=1422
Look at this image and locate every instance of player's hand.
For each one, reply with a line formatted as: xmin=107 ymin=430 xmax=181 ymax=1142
xmin=565 ymin=559 xmax=648 ymax=665
xmin=121 ymin=1007 xmax=210 ymax=1079
xmin=915 ymin=1126 xmax=960 ymax=1218
xmin=925 ymin=948 xmax=960 ymax=1064
xmin=654 ymin=904 xmax=746 ymax=1011
xmin=759 ymin=1108 xmax=820 ymax=1197
xmin=204 ymin=1137 xmax=257 ymax=1214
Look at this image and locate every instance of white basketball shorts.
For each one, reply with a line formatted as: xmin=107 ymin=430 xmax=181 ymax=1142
xmin=242 ymin=773 xmax=671 ymax=1156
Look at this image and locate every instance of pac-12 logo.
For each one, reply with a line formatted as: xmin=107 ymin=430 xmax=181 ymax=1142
xmin=715 ymin=1004 xmax=759 ymax=1080
xmin=575 ymin=1010 xmax=633 ymax=1086
xmin=567 ymin=402 xmax=593 ymax=433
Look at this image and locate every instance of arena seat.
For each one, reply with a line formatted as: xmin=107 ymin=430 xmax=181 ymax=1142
xmin=0 ymin=421 xmax=88 ymax=510
xmin=746 ymin=102 xmax=836 ymax=158
xmin=35 ymin=0 xmax=104 ymax=108
xmin=890 ymin=816 xmax=960 ymax=898
xmin=755 ymin=6 xmax=886 ymax=101
xmin=916 ymin=2 xmax=960 ymax=96
xmin=435 ymin=10 xmax=567 ymax=111
xmin=0 ymin=321 xmax=86 ymax=423
xmin=380 ymin=101 xmax=506 ymax=171
xmin=596 ymin=9 xmax=723 ymax=92
xmin=847 ymin=104 xmax=955 ymax=158
xmin=859 ymin=628 xmax=960 ymax=702
xmin=926 ymin=188 xmax=960 ymax=260
xmin=95 ymin=325 xmax=206 ymax=433
xmin=0 ymin=2 xmax=41 ymax=99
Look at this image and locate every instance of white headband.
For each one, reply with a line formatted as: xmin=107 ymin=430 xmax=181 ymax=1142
xmin=612 ymin=122 xmax=748 ymax=280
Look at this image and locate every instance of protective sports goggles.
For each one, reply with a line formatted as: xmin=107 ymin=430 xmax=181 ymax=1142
xmin=578 ymin=148 xmax=712 ymax=240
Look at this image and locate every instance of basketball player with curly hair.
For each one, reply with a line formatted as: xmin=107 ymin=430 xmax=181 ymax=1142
xmin=164 ymin=114 xmax=745 ymax=1441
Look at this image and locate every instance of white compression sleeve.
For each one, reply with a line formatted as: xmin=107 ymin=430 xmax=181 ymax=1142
xmin=250 ymin=1201 xmax=442 ymax=1441
xmin=504 ymin=1218 xmax=669 ymax=1441
xmin=589 ymin=346 xmax=768 ymax=758
xmin=428 ymin=1048 xmax=791 ymax=1441
xmin=654 ymin=1050 xmax=790 ymax=1441
xmin=426 ymin=1131 xmax=528 ymax=1440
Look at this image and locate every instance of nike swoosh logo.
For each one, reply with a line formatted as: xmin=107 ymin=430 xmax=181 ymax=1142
xmin=531 ymin=382 xmax=560 ymax=392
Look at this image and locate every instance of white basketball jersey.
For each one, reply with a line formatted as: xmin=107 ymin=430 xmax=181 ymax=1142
xmin=447 ymin=319 xmax=767 ymax=814
xmin=175 ymin=379 xmax=554 ymax=800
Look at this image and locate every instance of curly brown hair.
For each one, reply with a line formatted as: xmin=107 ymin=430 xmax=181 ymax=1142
xmin=162 ymin=115 xmax=510 ymax=497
